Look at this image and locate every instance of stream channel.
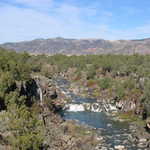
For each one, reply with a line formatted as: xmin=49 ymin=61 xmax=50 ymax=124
xmin=55 ymin=79 xmax=147 ymax=150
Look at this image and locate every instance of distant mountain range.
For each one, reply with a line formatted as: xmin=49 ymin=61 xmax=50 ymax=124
xmin=1 ymin=37 xmax=150 ymax=55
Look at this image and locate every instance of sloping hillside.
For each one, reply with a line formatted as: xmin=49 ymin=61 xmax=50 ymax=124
xmin=1 ymin=37 xmax=150 ymax=55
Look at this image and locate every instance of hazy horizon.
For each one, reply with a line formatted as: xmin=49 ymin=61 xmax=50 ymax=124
xmin=1 ymin=0 xmax=150 ymax=43
xmin=2 ymin=36 xmax=150 ymax=44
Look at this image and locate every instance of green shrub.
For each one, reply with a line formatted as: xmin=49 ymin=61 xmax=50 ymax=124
xmin=98 ymin=77 xmax=113 ymax=90
xmin=6 ymin=104 xmax=44 ymax=150
xmin=114 ymin=81 xmax=125 ymax=100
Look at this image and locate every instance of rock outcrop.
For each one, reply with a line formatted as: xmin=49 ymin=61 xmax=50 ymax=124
xmin=146 ymin=117 xmax=150 ymax=133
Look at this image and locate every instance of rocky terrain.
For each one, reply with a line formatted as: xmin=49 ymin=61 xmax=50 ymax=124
xmin=0 ymin=75 xmax=101 ymax=150
xmin=55 ymin=77 xmax=150 ymax=150
xmin=0 ymin=47 xmax=150 ymax=149
xmin=1 ymin=37 xmax=150 ymax=55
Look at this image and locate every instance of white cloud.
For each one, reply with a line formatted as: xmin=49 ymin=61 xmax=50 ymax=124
xmin=13 ymin=0 xmax=53 ymax=9
xmin=0 ymin=1 xmax=150 ymax=43
xmin=0 ymin=2 xmax=110 ymax=43
xmin=0 ymin=6 xmax=63 ymax=42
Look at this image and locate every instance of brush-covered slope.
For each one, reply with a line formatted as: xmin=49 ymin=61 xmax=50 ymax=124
xmin=1 ymin=37 xmax=150 ymax=55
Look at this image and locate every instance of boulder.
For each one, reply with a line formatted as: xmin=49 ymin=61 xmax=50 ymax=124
xmin=139 ymin=138 xmax=147 ymax=143
xmin=114 ymin=145 xmax=125 ymax=150
xmin=146 ymin=117 xmax=150 ymax=132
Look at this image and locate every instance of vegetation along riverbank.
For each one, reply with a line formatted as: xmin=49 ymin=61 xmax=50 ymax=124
xmin=0 ymin=47 xmax=150 ymax=149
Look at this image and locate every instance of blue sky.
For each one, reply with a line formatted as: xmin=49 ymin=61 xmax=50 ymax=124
xmin=0 ymin=0 xmax=150 ymax=43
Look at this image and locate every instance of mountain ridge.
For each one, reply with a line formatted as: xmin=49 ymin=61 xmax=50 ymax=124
xmin=1 ymin=37 xmax=150 ymax=55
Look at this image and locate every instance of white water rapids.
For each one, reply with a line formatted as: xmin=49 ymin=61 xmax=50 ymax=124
xmin=64 ymin=103 xmax=118 ymax=112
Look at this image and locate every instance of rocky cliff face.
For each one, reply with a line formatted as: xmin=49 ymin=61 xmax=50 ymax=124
xmin=1 ymin=38 xmax=150 ymax=55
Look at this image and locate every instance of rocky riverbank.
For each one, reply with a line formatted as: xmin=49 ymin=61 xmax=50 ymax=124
xmin=0 ymin=75 xmax=103 ymax=150
xmin=1 ymin=74 xmax=149 ymax=150
xmin=34 ymin=75 xmax=103 ymax=150
xmin=56 ymin=77 xmax=150 ymax=149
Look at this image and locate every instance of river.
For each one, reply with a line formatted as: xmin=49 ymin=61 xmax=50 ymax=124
xmin=55 ymin=78 xmax=147 ymax=150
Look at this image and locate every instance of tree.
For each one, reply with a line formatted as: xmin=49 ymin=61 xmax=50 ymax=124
xmin=142 ymin=80 xmax=150 ymax=116
xmin=98 ymin=77 xmax=113 ymax=90
xmin=4 ymin=104 xmax=44 ymax=150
